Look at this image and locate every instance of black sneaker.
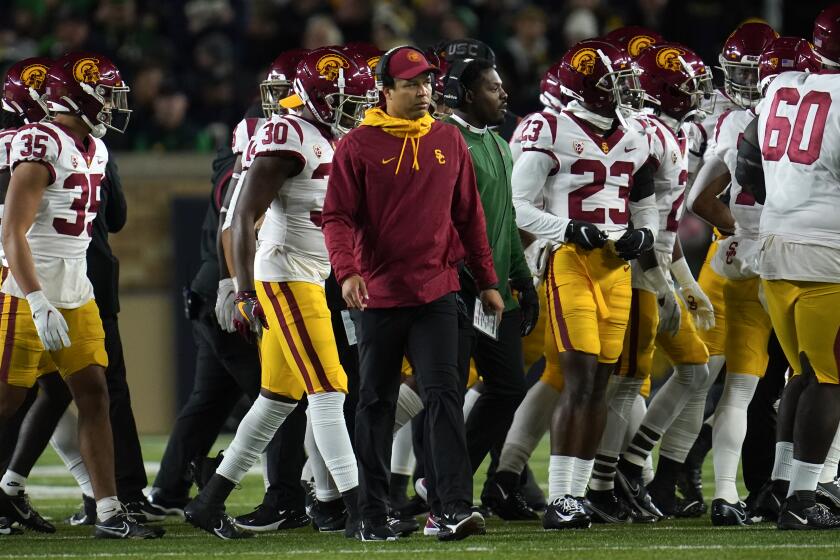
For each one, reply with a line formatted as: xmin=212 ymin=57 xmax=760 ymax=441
xmin=388 ymin=516 xmax=419 ymax=537
xmin=586 ymin=489 xmax=631 ymax=524
xmin=0 ymin=490 xmax=55 ymax=533
xmin=94 ymin=511 xmax=165 ymax=539
xmin=542 ymin=496 xmax=591 ymax=530
xmin=817 ymin=477 xmax=840 ymax=514
xmin=778 ymin=497 xmax=840 ymax=530
xmin=190 ymin=451 xmax=225 ymax=492
xmin=309 ymin=498 xmax=347 ymax=532
xmin=711 ymin=498 xmax=753 ymax=526
xmin=0 ymin=517 xmax=21 ymax=535
xmin=392 ymin=495 xmax=429 ymax=520
xmin=750 ymin=480 xmax=784 ymax=522
xmin=184 ymin=499 xmax=252 ymax=540
xmin=234 ymin=504 xmax=309 ymax=532
xmin=615 ymin=469 xmax=663 ymax=521
xmin=437 ymin=510 xmax=485 ymax=542
xmin=675 ymin=464 xmax=706 ymax=515
xmin=355 ymin=519 xmax=398 ymax=541
xmin=146 ymin=489 xmax=188 ymax=517
xmin=481 ymin=480 xmax=538 ymax=521
xmin=125 ymin=496 xmax=167 ymax=523
xmin=674 ymin=496 xmax=707 ymax=518
xmin=67 ymin=494 xmax=96 ymax=526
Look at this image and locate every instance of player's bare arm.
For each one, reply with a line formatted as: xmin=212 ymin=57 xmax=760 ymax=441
xmin=2 ymin=161 xmax=49 ymax=295
xmin=689 ymin=168 xmax=734 ymax=234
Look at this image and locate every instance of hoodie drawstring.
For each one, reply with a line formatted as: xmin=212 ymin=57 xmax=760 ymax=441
xmin=395 ymin=134 xmax=422 ymax=175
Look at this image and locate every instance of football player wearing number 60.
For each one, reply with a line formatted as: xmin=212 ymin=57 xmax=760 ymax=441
xmin=0 ymin=52 xmax=159 ymax=539
xmin=511 ymin=39 xmax=659 ymax=530
xmin=736 ymin=5 xmax=840 ymax=530
xmin=184 ymin=47 xmax=379 ymax=540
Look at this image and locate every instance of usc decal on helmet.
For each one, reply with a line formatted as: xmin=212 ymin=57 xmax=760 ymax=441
xmin=628 ymin=35 xmax=656 ymax=58
xmin=316 ymin=54 xmax=350 ymax=81
xmin=366 ymin=56 xmax=381 ymax=70
xmin=655 ymin=47 xmax=686 ymax=71
xmin=72 ymin=58 xmax=101 ymax=84
xmin=21 ymin=63 xmax=48 ymax=89
xmin=570 ymin=48 xmax=598 ymax=75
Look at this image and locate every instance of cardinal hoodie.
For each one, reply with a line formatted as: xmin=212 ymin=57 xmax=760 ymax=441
xmin=322 ymin=108 xmax=497 ymax=308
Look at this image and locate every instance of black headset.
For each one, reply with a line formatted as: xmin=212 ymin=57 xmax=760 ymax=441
xmin=442 ymin=59 xmax=473 ymax=109
xmin=374 ymin=45 xmax=429 ymax=91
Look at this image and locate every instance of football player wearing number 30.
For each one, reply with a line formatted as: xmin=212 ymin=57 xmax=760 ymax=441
xmin=736 ymin=5 xmax=840 ymax=530
xmin=0 ymin=52 xmax=159 ymax=540
xmin=511 ymin=38 xmax=659 ymax=530
xmin=184 ymin=47 xmax=379 ymax=540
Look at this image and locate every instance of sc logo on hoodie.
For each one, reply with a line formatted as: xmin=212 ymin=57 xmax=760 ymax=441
xmin=435 ymin=149 xmax=446 ymax=165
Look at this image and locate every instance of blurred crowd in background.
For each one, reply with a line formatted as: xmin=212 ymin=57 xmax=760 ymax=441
xmin=0 ymin=0 xmax=817 ymax=152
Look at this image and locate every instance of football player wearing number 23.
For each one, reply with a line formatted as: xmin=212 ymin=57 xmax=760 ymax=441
xmin=0 ymin=52 xmax=161 ymax=539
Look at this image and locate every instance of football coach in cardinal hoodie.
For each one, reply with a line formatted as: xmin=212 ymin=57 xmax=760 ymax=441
xmin=323 ymin=46 xmax=503 ymax=541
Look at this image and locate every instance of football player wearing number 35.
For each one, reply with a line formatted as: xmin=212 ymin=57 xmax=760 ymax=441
xmin=0 ymin=52 xmax=159 ymax=540
xmin=511 ymin=38 xmax=659 ymax=530
xmin=736 ymin=4 xmax=840 ymax=531
xmin=184 ymin=47 xmax=379 ymax=540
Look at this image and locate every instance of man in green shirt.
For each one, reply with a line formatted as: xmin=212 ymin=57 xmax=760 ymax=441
xmin=442 ymin=57 xmax=539 ymax=499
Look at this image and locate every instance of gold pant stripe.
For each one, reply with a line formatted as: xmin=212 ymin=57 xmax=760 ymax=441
xmin=0 ymin=294 xmax=17 ymax=383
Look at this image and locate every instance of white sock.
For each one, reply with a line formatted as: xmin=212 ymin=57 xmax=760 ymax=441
xmin=643 ymin=454 xmax=655 ymax=486
xmin=391 ymin=422 xmax=416 ymax=476
xmin=548 ymin=455 xmax=575 ymax=501
xmin=641 ymin=363 xmax=710 ymax=435
xmin=590 ymin=376 xmax=642 ymax=491
xmin=788 ymin=459 xmax=824 ymax=496
xmin=571 ymin=457 xmax=594 ymax=498
xmin=660 ymin=363 xmax=718 ymax=462
xmin=96 ymin=496 xmax=121 ymax=521
xmin=261 ymin=453 xmax=270 ymax=491
xmin=394 ymin=383 xmax=424 ymax=433
xmin=463 ymin=387 xmax=481 ymax=420
xmin=216 ymin=395 xmax=296 ymax=484
xmin=305 ymin=415 xmax=340 ymax=502
xmin=308 ymin=392 xmax=358 ymax=493
xmin=0 ymin=470 xmax=26 ymax=496
xmin=625 ymin=394 xmax=646 ymax=450
xmin=497 ymin=380 xmax=560 ymax=475
xmin=49 ymin=409 xmax=93 ymax=497
xmin=712 ymin=373 xmax=759 ymax=502
xmin=772 ymin=442 xmax=794 ymax=482
xmin=820 ymin=422 xmax=840 ymax=484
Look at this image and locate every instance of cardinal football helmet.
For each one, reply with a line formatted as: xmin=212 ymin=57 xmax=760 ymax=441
xmin=813 ymin=4 xmax=840 ymax=68
xmin=635 ymin=43 xmax=713 ymax=123
xmin=261 ymin=49 xmax=308 ymax=117
xmin=539 ymin=61 xmax=567 ymax=112
xmin=603 ymin=26 xmax=664 ymax=58
xmin=757 ymin=37 xmax=821 ymax=93
xmin=3 ymin=57 xmax=51 ymax=123
xmin=718 ymin=21 xmax=778 ymax=108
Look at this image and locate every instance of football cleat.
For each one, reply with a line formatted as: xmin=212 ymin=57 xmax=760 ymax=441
xmin=67 ymin=494 xmax=97 ymax=526
xmin=234 ymin=504 xmax=309 ymax=532
xmin=184 ymin=499 xmax=252 ymax=540
xmin=354 ymin=519 xmax=398 ymax=541
xmin=437 ymin=510 xmax=485 ymax=542
xmin=585 ymin=489 xmax=632 ymax=524
xmin=309 ymin=497 xmax=347 ymax=532
xmin=190 ymin=451 xmax=225 ymax=492
xmin=615 ymin=469 xmax=663 ymax=521
xmin=392 ymin=495 xmax=429 ymax=520
xmin=778 ymin=498 xmax=840 ymax=530
xmin=94 ymin=511 xmax=164 ymax=539
xmin=646 ymin=479 xmax=677 ymax=518
xmin=674 ymin=496 xmax=707 ymax=518
xmin=125 ymin=497 xmax=167 ymax=523
xmin=0 ymin=490 xmax=55 ymax=533
xmin=481 ymin=480 xmax=539 ymax=521
xmin=750 ymin=480 xmax=784 ymax=522
xmin=388 ymin=516 xmax=419 ymax=537
xmin=711 ymin=498 xmax=753 ymax=526
xmin=521 ymin=465 xmax=548 ymax=511
xmin=816 ymin=477 xmax=840 ymax=514
xmin=542 ymin=496 xmax=591 ymax=530
xmin=675 ymin=463 xmax=706 ymax=516
xmin=0 ymin=517 xmax=22 ymax=535
xmin=423 ymin=513 xmax=442 ymax=536
xmin=414 ymin=478 xmax=428 ymax=503
xmin=146 ymin=489 xmax=188 ymax=517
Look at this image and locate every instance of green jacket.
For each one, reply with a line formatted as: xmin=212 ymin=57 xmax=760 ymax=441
xmin=446 ymin=115 xmax=531 ymax=311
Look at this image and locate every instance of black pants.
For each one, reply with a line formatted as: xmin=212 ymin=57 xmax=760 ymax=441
xmin=458 ymin=308 xmax=526 ymax=473
xmin=153 ymin=306 xmax=306 ymax=509
xmin=741 ymin=331 xmax=789 ymax=493
xmin=353 ymin=294 xmax=471 ymax=520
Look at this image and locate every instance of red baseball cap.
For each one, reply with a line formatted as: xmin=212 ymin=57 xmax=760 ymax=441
xmin=387 ymin=47 xmax=441 ymax=80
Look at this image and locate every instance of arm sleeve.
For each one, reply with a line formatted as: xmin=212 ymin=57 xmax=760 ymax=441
xmin=629 ymin=160 xmax=658 ymax=236
xmin=322 ymin=136 xmax=362 ymax=285
xmin=103 ymin=155 xmax=127 ymax=233
xmin=451 ymin=135 xmax=497 ymax=289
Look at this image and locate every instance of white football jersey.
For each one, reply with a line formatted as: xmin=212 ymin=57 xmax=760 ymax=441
xmin=512 ymin=110 xmax=652 ymax=243
xmin=3 ymin=122 xmax=107 ymax=307
xmin=0 ymin=127 xmax=18 ymax=263
xmin=510 ymin=108 xmax=561 ymax=163
xmin=221 ymin=135 xmax=258 ymax=232
xmin=231 ymin=117 xmax=265 ymax=156
xmin=755 ymin=71 xmax=840 ymax=281
xmin=713 ymin=108 xmax=762 ymax=238
xmin=253 ymin=114 xmax=333 ymax=284
xmin=700 ymin=89 xmax=739 ymax=160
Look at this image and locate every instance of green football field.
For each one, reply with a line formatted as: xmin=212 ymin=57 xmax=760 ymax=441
xmin=3 ymin=434 xmax=838 ymax=559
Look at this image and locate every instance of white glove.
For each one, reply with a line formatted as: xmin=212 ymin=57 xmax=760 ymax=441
xmin=671 ymin=257 xmax=716 ymax=331
xmin=26 ymin=291 xmax=70 ymax=352
xmin=643 ymin=265 xmax=681 ymax=337
xmin=215 ymin=278 xmax=237 ymax=333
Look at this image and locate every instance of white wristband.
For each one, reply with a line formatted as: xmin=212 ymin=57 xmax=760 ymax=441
xmin=670 ymin=257 xmax=695 ymax=288
xmin=231 ymin=276 xmax=239 ymax=293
